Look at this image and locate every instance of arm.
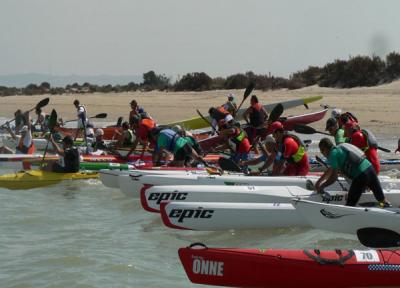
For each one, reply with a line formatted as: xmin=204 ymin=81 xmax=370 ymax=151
xmin=49 ymin=135 xmax=64 ymax=156
xmin=242 ymin=107 xmax=251 ymax=123
xmin=125 ymin=138 xmax=139 ymax=158
xmin=314 ymin=167 xmax=338 ymax=193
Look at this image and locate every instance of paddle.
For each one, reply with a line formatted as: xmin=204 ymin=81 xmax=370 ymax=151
xmin=62 ymin=113 xmax=107 ymax=124
xmin=268 ymin=103 xmax=284 ymax=123
xmin=218 ymin=157 xmax=243 ymax=173
xmin=357 ymin=227 xmax=400 ymax=248
xmin=235 ymin=82 xmax=255 ymax=114
xmin=315 ymin=155 xmax=347 ymax=191
xmin=196 ymin=109 xmax=219 ymax=134
xmin=40 ymin=109 xmax=58 ymax=168
xmin=1 ymin=98 xmax=50 ymax=128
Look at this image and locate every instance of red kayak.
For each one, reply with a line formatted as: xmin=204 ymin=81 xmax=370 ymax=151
xmin=179 ymin=243 xmax=400 ymax=288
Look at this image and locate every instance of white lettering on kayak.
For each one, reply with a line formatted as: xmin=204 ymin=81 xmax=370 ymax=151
xmin=192 ymin=258 xmax=223 ymax=276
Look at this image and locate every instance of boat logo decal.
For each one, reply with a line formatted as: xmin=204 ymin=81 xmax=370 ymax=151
xmin=322 ymin=194 xmax=344 ymax=204
xmin=148 ymin=192 xmax=188 ymax=204
xmin=192 ymin=256 xmax=224 ymax=276
xmin=320 ymin=209 xmax=352 ymax=219
xmin=169 ymin=207 xmax=214 ymax=222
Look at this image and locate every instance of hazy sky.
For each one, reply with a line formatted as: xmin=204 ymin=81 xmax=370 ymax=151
xmin=1 ymin=0 xmax=399 ymax=78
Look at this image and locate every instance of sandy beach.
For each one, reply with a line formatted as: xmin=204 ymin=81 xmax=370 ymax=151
xmin=1 ymin=81 xmax=400 ymax=137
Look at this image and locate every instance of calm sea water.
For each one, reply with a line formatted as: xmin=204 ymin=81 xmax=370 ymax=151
xmin=0 ymin=118 xmax=399 ymax=287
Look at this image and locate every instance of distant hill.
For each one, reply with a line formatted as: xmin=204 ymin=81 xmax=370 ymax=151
xmin=0 ymin=73 xmax=142 ymax=88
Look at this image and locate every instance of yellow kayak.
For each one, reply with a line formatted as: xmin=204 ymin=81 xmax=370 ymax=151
xmin=0 ymin=170 xmax=99 ymax=190
xmin=167 ymin=95 xmax=323 ymax=130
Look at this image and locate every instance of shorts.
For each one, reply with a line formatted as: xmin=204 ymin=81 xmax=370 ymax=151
xmin=174 ymin=143 xmax=192 ymax=161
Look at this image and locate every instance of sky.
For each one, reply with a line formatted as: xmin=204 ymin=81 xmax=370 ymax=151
xmin=1 ymin=0 xmax=399 ymax=79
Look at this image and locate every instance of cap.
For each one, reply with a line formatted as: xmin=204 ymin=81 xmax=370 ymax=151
xmin=224 ymin=114 xmax=234 ymax=123
xmin=325 ymin=118 xmax=337 ymax=130
xmin=270 ymin=121 xmax=284 ymax=133
xmin=171 ymin=125 xmax=183 ymax=133
xmin=62 ymin=135 xmax=74 ymax=145
xmin=331 ymin=108 xmax=342 ymax=118
xmin=265 ymin=135 xmax=275 ymax=144
xmin=95 ymin=129 xmax=104 ymax=137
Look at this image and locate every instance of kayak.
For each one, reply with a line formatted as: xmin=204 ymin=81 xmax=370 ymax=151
xmin=2 ymin=135 xmax=86 ymax=151
xmin=55 ymin=126 xmax=122 ymax=140
xmin=179 ymin=243 xmax=400 ymax=287
xmin=79 ymin=162 xmax=136 ymax=171
xmin=123 ymin=173 xmax=400 ymax=199
xmin=167 ymin=95 xmax=323 ymax=130
xmin=160 ymin=201 xmax=305 ymax=230
xmin=0 ymin=170 xmax=99 ymax=190
xmin=99 ymin=168 xmax=210 ymax=189
xmin=141 ymin=185 xmax=400 ymax=213
xmin=293 ymin=199 xmax=400 ymax=235
xmin=198 ymin=109 xmax=327 ymax=151
xmin=310 ymin=157 xmax=400 ymax=172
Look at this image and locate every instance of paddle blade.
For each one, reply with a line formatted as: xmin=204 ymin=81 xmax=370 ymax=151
xmin=218 ymin=157 xmax=242 ymax=173
xmin=116 ymin=117 xmax=123 ymax=127
xmin=94 ymin=113 xmax=107 ymax=119
xmin=36 ymin=98 xmax=50 ymax=110
xmin=268 ymin=103 xmax=284 ymax=123
xmin=243 ymin=82 xmax=255 ymax=99
xmin=293 ymin=124 xmax=317 ymax=135
xmin=48 ymin=109 xmax=58 ymax=133
xmin=357 ymin=228 xmax=400 ymax=248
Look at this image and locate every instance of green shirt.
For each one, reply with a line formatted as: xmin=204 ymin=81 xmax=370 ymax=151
xmin=157 ymin=133 xmax=188 ymax=153
xmin=327 ymin=146 xmax=371 ymax=179
xmin=334 ymin=128 xmax=346 ymax=145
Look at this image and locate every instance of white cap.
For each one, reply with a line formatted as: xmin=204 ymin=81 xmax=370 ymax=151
xmin=95 ymin=128 xmax=104 ymax=137
xmin=331 ymin=108 xmax=342 ymax=118
xmin=172 ymin=125 xmax=183 ymax=132
xmin=265 ymin=135 xmax=275 ymax=144
xmin=224 ymin=114 xmax=234 ymax=123
xmin=20 ymin=125 xmax=28 ymax=133
xmin=228 ymin=93 xmax=235 ymax=100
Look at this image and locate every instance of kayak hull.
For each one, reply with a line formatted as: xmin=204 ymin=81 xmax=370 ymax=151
xmin=179 ymin=244 xmax=400 ymax=287
xmin=0 ymin=170 xmax=99 ymax=190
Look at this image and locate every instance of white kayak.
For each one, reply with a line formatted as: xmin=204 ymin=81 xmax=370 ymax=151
xmin=293 ymin=199 xmax=400 ymax=235
xmin=141 ymin=184 xmax=400 ymax=213
xmin=160 ymin=201 xmax=305 ymax=230
xmin=120 ymin=173 xmax=400 ymax=199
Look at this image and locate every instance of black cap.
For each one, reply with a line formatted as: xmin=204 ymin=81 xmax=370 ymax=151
xmin=325 ymin=117 xmax=337 ymax=131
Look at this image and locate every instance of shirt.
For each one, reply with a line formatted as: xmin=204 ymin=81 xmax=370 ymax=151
xmin=328 ymin=146 xmax=371 ymax=179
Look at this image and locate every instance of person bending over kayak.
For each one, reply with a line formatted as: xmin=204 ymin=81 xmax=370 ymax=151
xmin=43 ymin=135 xmax=80 ymax=173
xmin=270 ymin=121 xmax=309 ymax=176
xmin=243 ymin=95 xmax=269 ymax=146
xmin=222 ymin=93 xmax=238 ymax=117
xmin=73 ymin=99 xmax=88 ymax=140
xmin=316 ymin=138 xmax=390 ymax=207
xmin=208 ymin=106 xmax=232 ymax=132
xmin=325 ymin=117 xmax=346 ymax=145
xmin=125 ymin=116 xmax=157 ymax=160
xmin=172 ymin=125 xmax=205 ymax=167
xmin=344 ymin=122 xmax=380 ymax=174
xmin=152 ymin=128 xmax=203 ymax=167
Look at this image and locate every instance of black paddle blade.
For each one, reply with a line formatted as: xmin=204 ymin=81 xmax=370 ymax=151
xmin=36 ymin=98 xmax=50 ymax=109
xmin=116 ymin=117 xmax=123 ymax=127
xmin=357 ymin=228 xmax=400 ymax=248
xmin=218 ymin=157 xmax=242 ymax=173
xmin=95 ymin=113 xmax=107 ymax=119
xmin=293 ymin=124 xmax=316 ymax=135
xmin=48 ymin=109 xmax=58 ymax=133
xmin=269 ymin=103 xmax=284 ymax=123
xmin=243 ymin=82 xmax=255 ymax=99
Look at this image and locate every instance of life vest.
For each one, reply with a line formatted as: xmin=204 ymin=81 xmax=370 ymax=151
xmin=278 ymin=133 xmax=306 ymax=163
xmin=17 ymin=135 xmax=35 ymax=155
xmin=77 ymin=105 xmax=87 ymax=121
xmin=339 ymin=112 xmax=358 ymax=126
xmin=123 ymin=129 xmax=134 ymax=146
xmin=361 ymin=129 xmax=378 ymax=150
xmin=337 ymin=143 xmax=366 ymax=179
xmin=213 ymin=106 xmax=230 ymax=121
xmin=228 ymin=127 xmax=247 ymax=152
xmin=141 ymin=118 xmax=156 ymax=130
xmin=249 ymin=103 xmax=265 ymax=127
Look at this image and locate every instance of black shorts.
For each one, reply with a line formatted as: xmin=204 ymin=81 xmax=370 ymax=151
xmin=174 ymin=143 xmax=193 ymax=161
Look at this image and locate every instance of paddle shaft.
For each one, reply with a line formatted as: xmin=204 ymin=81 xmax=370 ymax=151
xmin=196 ymin=109 xmax=219 ymax=134
xmin=315 ymin=155 xmax=347 ymax=191
xmin=63 ymin=113 xmax=107 ymax=124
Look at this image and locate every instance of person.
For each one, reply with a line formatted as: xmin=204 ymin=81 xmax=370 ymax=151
xmin=43 ymin=135 xmax=80 ymax=173
xmin=396 ymin=139 xmax=400 ymax=154
xmin=208 ymin=106 xmax=231 ymax=132
xmin=242 ymin=95 xmax=269 ymax=146
xmin=218 ymin=115 xmax=251 ymax=166
xmin=152 ymin=128 xmax=203 ymax=167
xmin=315 ymin=138 xmax=390 ymax=207
xmin=73 ymin=99 xmax=88 ymax=140
xmin=114 ymin=121 xmax=135 ymax=148
xmin=34 ymin=107 xmax=47 ymax=132
xmin=325 ymin=117 xmax=346 ymax=145
xmin=172 ymin=125 xmax=205 ymax=167
xmin=240 ymin=135 xmax=279 ymax=175
xmin=270 ymin=121 xmax=309 ymax=176
xmin=6 ymin=111 xmax=35 ymax=155
xmin=14 ymin=109 xmax=27 ymax=134
xmin=125 ymin=115 xmax=157 ymax=159
xmin=222 ymin=93 xmax=238 ymax=117
xmin=91 ymin=129 xmax=108 ymax=153
xmin=344 ymin=122 xmax=380 ymax=174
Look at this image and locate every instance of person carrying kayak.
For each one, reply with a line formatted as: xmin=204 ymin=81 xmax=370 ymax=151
xmin=43 ymin=135 xmax=80 ymax=173
xmin=315 ymin=138 xmax=390 ymax=207
xmin=73 ymin=99 xmax=88 ymax=140
xmin=325 ymin=117 xmax=346 ymax=145
xmin=343 ymin=122 xmax=380 ymax=174
xmin=242 ymin=95 xmax=269 ymax=147
xmin=208 ymin=106 xmax=232 ymax=133
xmin=151 ymin=128 xmax=203 ymax=167
xmin=218 ymin=115 xmax=251 ymax=166
xmin=270 ymin=121 xmax=309 ymax=176
xmin=125 ymin=115 xmax=157 ymax=159
xmin=222 ymin=93 xmax=238 ymax=117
